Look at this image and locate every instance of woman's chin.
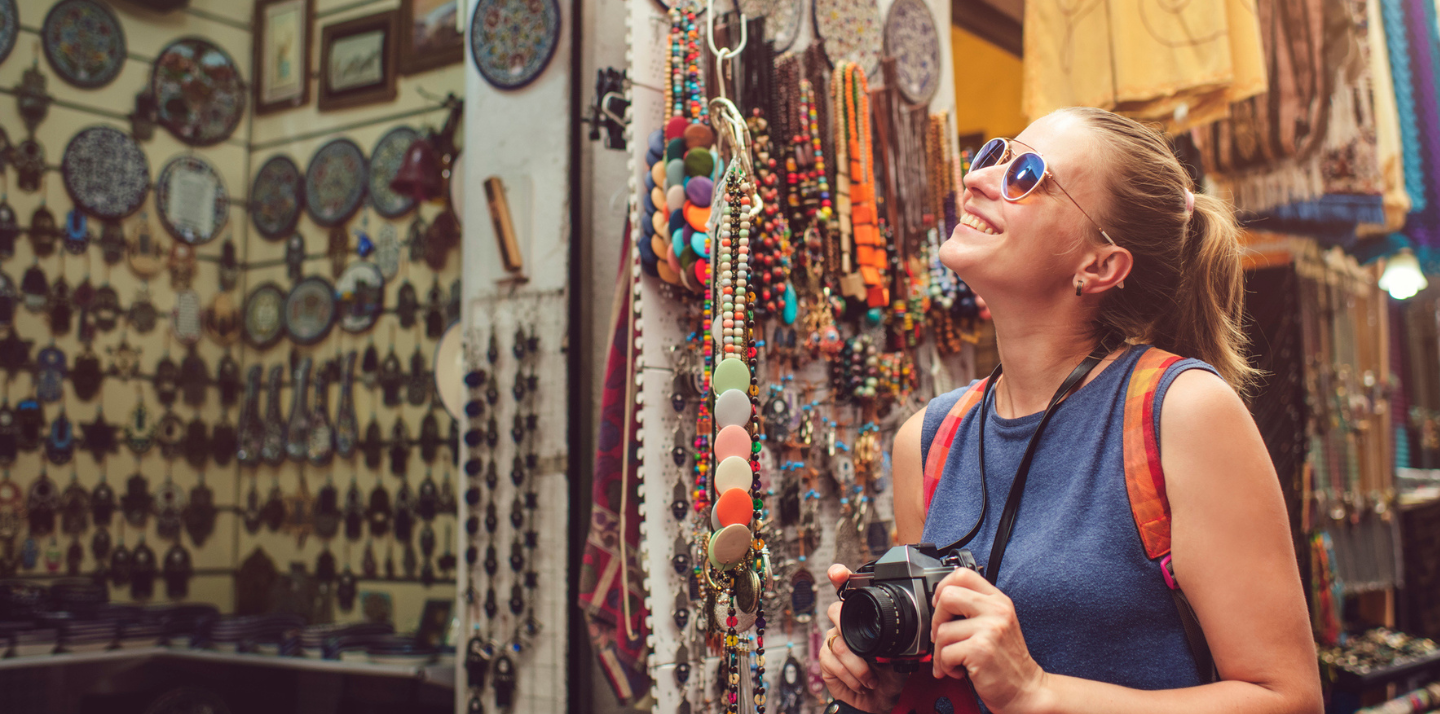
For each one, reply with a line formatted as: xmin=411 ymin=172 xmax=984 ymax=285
xmin=937 ymin=235 xmax=993 ymax=276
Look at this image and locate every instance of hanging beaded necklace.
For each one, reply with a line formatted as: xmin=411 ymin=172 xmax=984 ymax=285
xmin=704 ymin=96 xmax=770 ymax=714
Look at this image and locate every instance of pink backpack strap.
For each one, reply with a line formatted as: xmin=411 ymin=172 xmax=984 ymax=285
xmin=921 ymin=380 xmax=989 ymax=515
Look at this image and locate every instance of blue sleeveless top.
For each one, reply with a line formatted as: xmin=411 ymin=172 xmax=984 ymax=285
xmin=920 ymin=345 xmax=1215 ymax=699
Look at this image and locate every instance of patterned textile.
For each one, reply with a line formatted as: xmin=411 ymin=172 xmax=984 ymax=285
xmin=1366 ymin=0 xmax=1412 ymax=230
xmin=1380 ymin=0 xmax=1425 ymax=213
xmin=1399 ymin=0 xmax=1440 ymax=248
xmin=1191 ymin=0 xmax=1336 ymax=213
xmin=576 ymin=222 xmax=650 ymax=705
xmin=1023 ymin=0 xmax=1267 ymax=132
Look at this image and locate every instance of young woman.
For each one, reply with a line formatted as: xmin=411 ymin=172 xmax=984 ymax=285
xmin=818 ymin=108 xmax=1322 ymax=714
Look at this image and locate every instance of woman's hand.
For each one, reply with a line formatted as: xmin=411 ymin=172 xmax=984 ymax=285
xmin=930 ymin=567 xmax=1050 ymax=714
xmin=820 ymin=564 xmax=908 ymax=714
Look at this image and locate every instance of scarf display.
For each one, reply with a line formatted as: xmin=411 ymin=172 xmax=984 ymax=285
xmin=1023 ymin=0 xmax=1267 ymax=131
xmin=576 ymin=223 xmax=650 ymax=705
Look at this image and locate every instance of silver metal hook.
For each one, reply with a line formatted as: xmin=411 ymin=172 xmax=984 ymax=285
xmin=706 ymin=97 xmax=764 ymax=221
xmin=705 ymin=0 xmax=746 ymax=100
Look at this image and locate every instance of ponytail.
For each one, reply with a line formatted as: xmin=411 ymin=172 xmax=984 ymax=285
xmin=1153 ymin=193 xmax=1258 ymax=392
xmin=1060 ymin=107 xmax=1260 ymax=394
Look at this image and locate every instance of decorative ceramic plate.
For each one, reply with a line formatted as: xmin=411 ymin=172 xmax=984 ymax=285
xmin=285 ymin=276 xmax=336 ymax=346
xmin=738 ymin=0 xmax=804 ymax=53
xmin=251 ymin=154 xmax=303 ymax=240
xmin=449 ymin=150 xmax=464 ymax=223
xmin=0 ymin=0 xmax=18 ymax=67
xmin=883 ymin=0 xmax=941 ymax=104
xmin=152 ymin=38 xmax=246 ymax=147
xmin=155 ymin=155 xmax=229 ymax=245
xmin=243 ymin=282 xmax=286 ymax=350
xmin=335 ymin=261 xmax=384 ymax=333
xmin=812 ymin=0 xmax=882 ymax=78
xmin=305 ymin=138 xmax=368 ymax=227
xmin=62 ymin=126 xmax=150 ymax=220
xmin=42 ymin=0 xmax=125 ymax=89
xmin=433 ymin=321 xmax=465 ymax=419
xmin=470 ymin=0 xmax=562 ymax=90
xmin=369 ymin=126 xmax=420 ymax=219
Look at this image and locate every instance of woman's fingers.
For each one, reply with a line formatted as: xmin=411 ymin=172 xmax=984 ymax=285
xmin=931 ymin=618 xmax=984 ymax=678
xmin=819 ymin=627 xmax=871 ymax=693
xmin=929 ymin=577 xmax=987 ymax=636
xmin=827 ymin=563 xmax=852 ymax=588
xmin=830 ymin=628 xmax=881 ymax=690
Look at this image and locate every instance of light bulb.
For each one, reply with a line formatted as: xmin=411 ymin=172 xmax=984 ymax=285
xmin=1379 ymin=249 xmax=1429 ymax=300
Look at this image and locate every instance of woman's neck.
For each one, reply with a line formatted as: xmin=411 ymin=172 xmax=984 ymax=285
xmin=989 ymin=307 xmax=1115 ymax=419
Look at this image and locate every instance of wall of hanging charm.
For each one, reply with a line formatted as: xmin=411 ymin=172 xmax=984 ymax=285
xmin=0 ymin=0 xmax=472 ymax=645
xmin=616 ymin=2 xmax=964 ymax=713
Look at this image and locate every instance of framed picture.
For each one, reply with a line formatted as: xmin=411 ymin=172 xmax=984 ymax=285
xmin=253 ymin=0 xmax=313 ymax=114
xmin=318 ymin=10 xmax=398 ymax=111
xmin=415 ymin=599 xmax=454 ymax=647
xmin=398 ymin=0 xmax=463 ymax=75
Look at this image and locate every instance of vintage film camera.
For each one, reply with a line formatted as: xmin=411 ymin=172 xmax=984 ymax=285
xmin=837 ymin=544 xmax=980 ymax=672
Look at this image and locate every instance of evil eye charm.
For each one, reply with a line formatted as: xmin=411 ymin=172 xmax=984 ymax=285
xmin=671 ymin=551 xmax=690 ymax=575
xmin=675 ymin=662 xmax=691 ymax=685
xmin=671 ymin=445 xmax=687 ymax=467
xmin=673 ymin=606 xmax=690 ymax=630
xmin=672 ymin=391 xmax=685 ymax=413
xmin=671 ymin=496 xmax=688 ymax=521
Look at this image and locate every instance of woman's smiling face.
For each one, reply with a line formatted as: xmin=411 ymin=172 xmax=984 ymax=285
xmin=938 ymin=112 xmax=1112 ymax=302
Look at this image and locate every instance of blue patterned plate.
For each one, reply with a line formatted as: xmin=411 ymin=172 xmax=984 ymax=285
xmin=42 ymin=0 xmax=125 ymax=89
xmin=737 ymin=0 xmax=804 ymax=53
xmin=369 ymin=126 xmax=420 ymax=219
xmin=62 ymin=126 xmax=150 ymax=220
xmin=883 ymin=0 xmax=941 ymax=105
xmin=306 ymin=138 xmax=368 ymax=227
xmin=470 ymin=0 xmax=561 ymax=90
xmin=152 ymin=38 xmax=246 ymax=147
xmin=251 ymin=154 xmax=304 ymax=240
xmin=155 ymin=155 xmax=229 ymax=245
xmin=0 ymin=0 xmax=18 ymax=67
xmin=811 ymin=0 xmax=881 ymax=78
xmin=285 ymin=276 xmax=336 ymax=346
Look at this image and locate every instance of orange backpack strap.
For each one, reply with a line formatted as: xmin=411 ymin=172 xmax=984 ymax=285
xmin=1122 ymin=347 xmax=1183 ymax=561
xmin=922 ymin=380 xmax=989 ymax=515
xmin=1122 ymin=347 xmax=1222 ymax=684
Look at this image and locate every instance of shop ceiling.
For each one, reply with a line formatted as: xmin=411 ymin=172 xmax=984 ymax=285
xmin=955 ymin=0 xmax=1023 ymax=57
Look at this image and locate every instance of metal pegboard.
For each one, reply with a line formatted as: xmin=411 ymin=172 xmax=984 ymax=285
xmin=453 ymin=291 xmax=571 ymax=714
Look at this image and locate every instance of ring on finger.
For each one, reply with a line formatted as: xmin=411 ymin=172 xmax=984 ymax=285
xmin=826 ymin=632 xmax=839 ymax=652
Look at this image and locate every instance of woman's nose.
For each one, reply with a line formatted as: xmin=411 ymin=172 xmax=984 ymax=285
xmin=961 ymin=160 xmax=1004 ymax=201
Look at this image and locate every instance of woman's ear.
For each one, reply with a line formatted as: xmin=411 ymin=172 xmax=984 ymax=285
xmin=1075 ymin=246 xmax=1133 ymax=295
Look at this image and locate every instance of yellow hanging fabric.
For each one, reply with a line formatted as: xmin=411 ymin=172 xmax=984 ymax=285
xmin=1023 ymin=0 xmax=1267 ymax=132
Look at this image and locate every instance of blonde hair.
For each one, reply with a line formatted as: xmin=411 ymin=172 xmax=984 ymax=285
xmin=1061 ymin=107 xmax=1259 ymax=393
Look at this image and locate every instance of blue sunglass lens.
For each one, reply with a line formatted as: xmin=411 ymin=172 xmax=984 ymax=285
xmin=1004 ymin=153 xmax=1046 ymax=199
xmin=972 ymin=139 xmax=1007 ymax=172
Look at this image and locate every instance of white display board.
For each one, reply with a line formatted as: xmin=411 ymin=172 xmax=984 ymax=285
xmin=456 ymin=0 xmax=574 ymax=709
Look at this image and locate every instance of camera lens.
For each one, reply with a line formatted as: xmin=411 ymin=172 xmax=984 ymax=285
xmin=839 ymin=583 xmax=917 ymax=659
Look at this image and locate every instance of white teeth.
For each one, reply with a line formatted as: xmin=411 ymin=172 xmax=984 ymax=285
xmin=961 ymin=211 xmax=997 ymax=235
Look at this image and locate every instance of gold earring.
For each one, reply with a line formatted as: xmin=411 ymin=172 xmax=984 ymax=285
xmin=1075 ymin=281 xmax=1083 ymax=297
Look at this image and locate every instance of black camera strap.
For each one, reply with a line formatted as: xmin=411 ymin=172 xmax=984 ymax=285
xmin=948 ymin=346 xmax=1107 ymax=585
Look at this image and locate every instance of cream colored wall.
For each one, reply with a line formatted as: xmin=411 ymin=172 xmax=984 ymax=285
xmin=241 ymin=0 xmax=464 ymax=635
xmin=1 ymin=0 xmax=254 ymax=612
xmin=1 ymin=0 xmax=463 ymax=636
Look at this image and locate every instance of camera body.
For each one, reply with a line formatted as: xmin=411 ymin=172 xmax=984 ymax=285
xmin=837 ymin=544 xmax=980 ymax=672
